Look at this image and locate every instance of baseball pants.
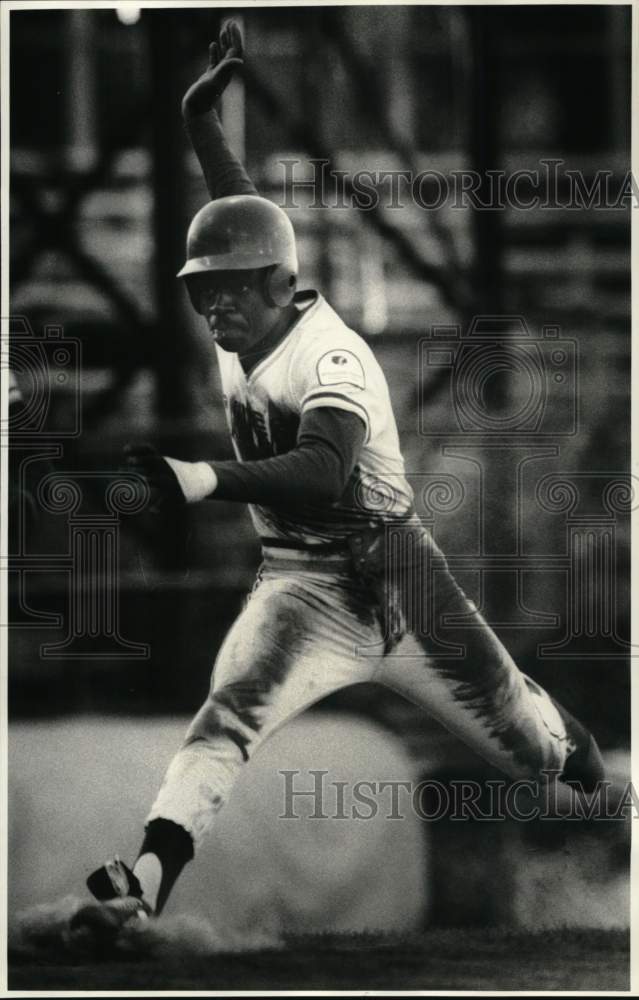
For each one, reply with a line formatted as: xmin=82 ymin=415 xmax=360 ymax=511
xmin=147 ymin=528 xmax=569 ymax=846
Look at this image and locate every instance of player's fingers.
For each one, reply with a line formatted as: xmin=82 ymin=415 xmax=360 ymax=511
xmin=229 ymin=20 xmax=243 ymax=58
xmin=225 ymin=43 xmax=243 ymax=62
xmin=220 ymin=22 xmax=230 ymax=52
xmin=208 ymin=41 xmax=218 ymax=67
xmin=221 ymin=56 xmax=243 ymax=72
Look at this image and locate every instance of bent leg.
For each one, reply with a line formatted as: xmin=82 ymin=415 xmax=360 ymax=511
xmin=147 ymin=567 xmax=381 ymax=847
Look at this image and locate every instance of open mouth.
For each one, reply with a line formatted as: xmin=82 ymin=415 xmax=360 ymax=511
xmin=209 ymin=316 xmax=245 ymax=341
xmin=210 ymin=311 xmax=244 ymax=328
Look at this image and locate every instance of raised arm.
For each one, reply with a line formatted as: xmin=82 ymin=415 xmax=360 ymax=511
xmin=182 ymin=20 xmax=258 ymax=199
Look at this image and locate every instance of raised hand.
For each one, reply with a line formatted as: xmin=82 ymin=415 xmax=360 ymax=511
xmin=182 ymin=19 xmax=244 ymax=117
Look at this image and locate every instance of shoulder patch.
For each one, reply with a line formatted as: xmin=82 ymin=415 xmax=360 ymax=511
xmin=316 ymin=350 xmax=366 ymax=389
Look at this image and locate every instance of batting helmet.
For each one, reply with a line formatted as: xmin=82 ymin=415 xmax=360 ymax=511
xmin=177 ymin=195 xmax=298 ymax=309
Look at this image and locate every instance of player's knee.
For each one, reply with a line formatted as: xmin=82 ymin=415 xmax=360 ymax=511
xmin=184 ymin=690 xmax=260 ymax=762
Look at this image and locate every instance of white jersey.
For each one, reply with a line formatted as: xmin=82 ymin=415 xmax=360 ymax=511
xmin=215 ymin=290 xmax=414 ymax=545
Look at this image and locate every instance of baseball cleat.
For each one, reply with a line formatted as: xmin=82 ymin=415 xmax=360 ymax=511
xmin=561 ymin=732 xmax=606 ymax=792
xmin=85 ymin=856 xmax=145 ymax=903
xmin=552 ymin=701 xmax=606 ymax=792
xmin=69 ymin=856 xmax=151 ymax=952
xmin=69 ymin=894 xmax=149 ymax=936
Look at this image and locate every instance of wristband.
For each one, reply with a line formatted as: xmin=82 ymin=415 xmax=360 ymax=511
xmin=164 ymin=457 xmax=218 ymax=503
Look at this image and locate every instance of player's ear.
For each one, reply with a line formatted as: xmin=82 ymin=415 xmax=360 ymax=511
xmin=260 ymin=266 xmax=278 ymax=308
xmin=262 ymin=264 xmax=297 ymax=309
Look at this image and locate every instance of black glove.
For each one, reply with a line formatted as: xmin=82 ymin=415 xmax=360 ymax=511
xmin=182 ymin=19 xmax=244 ymax=117
xmin=122 ymin=444 xmax=186 ymax=515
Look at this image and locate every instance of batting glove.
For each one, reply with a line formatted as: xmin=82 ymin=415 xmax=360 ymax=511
xmin=123 ymin=444 xmax=185 ymax=513
xmin=182 ymin=20 xmax=244 ymax=117
xmin=123 ymin=444 xmax=217 ymax=511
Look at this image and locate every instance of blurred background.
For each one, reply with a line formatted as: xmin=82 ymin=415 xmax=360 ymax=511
xmin=7 ymin=4 xmax=631 ymax=935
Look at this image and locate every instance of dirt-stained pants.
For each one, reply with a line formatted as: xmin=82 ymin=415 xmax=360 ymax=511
xmin=148 ymin=531 xmax=569 ymax=846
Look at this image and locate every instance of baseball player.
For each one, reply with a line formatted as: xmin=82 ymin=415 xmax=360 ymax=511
xmin=71 ymin=22 xmax=605 ymax=942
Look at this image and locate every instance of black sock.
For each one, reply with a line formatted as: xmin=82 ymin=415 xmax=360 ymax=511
xmin=138 ymin=818 xmax=195 ymax=914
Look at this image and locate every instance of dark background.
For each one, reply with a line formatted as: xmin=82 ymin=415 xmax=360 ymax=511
xmin=8 ymin=5 xmax=631 ymax=751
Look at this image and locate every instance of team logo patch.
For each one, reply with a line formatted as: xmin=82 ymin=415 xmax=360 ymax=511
xmin=317 ymin=350 xmax=366 ymax=389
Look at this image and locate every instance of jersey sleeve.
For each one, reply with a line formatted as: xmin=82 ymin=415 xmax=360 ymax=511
xmin=289 ymin=328 xmax=381 ymax=444
xmin=210 ymin=408 xmax=366 ymax=506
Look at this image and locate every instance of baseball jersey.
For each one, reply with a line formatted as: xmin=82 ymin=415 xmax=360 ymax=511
xmin=215 ymin=290 xmax=414 ymax=545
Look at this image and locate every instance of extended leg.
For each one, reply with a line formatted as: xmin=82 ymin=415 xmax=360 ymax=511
xmin=363 ymin=523 xmax=604 ymax=786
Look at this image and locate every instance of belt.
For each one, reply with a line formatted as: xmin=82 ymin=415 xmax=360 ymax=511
xmin=260 ymin=537 xmax=353 ymax=572
xmin=260 ymin=536 xmax=350 ymax=553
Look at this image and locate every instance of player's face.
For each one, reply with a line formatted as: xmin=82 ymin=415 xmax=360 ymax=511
xmin=189 ymin=269 xmax=279 ymax=354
